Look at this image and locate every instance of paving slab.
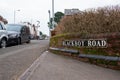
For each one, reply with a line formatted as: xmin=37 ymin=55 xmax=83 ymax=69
xmin=20 ymin=51 xmax=120 ymax=80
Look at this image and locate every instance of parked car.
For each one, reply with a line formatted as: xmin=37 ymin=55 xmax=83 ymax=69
xmin=0 ymin=21 xmax=8 ymax=48
xmin=6 ymin=24 xmax=31 ymax=45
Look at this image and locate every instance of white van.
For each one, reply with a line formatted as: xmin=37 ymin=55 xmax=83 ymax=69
xmin=0 ymin=21 xmax=8 ymax=48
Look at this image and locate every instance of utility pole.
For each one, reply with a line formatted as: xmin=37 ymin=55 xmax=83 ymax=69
xmin=52 ymin=0 xmax=54 ymax=29
xmin=14 ymin=9 xmax=20 ymax=24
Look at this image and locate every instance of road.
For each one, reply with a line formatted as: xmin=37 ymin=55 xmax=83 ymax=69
xmin=0 ymin=40 xmax=49 ymax=80
xmin=0 ymin=40 xmax=120 ymax=80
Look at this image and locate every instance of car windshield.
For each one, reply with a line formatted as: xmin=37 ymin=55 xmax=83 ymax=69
xmin=6 ymin=25 xmax=22 ymax=32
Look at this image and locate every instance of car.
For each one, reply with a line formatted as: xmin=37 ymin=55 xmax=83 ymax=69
xmin=0 ymin=21 xmax=8 ymax=48
xmin=6 ymin=24 xmax=31 ymax=45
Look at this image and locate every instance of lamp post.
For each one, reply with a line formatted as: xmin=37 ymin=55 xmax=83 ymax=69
xmin=14 ymin=9 xmax=20 ymax=24
xmin=48 ymin=10 xmax=51 ymax=38
xmin=37 ymin=21 xmax=40 ymax=27
xmin=52 ymin=0 xmax=54 ymax=29
xmin=48 ymin=10 xmax=51 ymax=23
xmin=36 ymin=21 xmax=40 ymax=39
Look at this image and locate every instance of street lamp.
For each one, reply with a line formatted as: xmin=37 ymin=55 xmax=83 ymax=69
xmin=37 ymin=21 xmax=40 ymax=27
xmin=48 ymin=10 xmax=51 ymax=23
xmin=14 ymin=9 xmax=20 ymax=24
xmin=48 ymin=10 xmax=51 ymax=38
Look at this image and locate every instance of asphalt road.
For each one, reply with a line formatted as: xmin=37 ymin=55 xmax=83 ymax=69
xmin=0 ymin=40 xmax=49 ymax=80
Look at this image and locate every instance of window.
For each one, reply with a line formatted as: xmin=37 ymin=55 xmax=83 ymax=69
xmin=21 ymin=27 xmax=26 ymax=32
xmin=6 ymin=25 xmax=22 ymax=32
xmin=0 ymin=24 xmax=3 ymax=30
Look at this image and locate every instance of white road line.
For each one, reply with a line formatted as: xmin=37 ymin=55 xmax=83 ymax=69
xmin=18 ymin=51 xmax=48 ymax=80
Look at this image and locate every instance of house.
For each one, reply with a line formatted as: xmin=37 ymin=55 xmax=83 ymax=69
xmin=0 ymin=15 xmax=8 ymax=24
xmin=22 ymin=22 xmax=40 ymax=39
xmin=64 ymin=9 xmax=80 ymax=15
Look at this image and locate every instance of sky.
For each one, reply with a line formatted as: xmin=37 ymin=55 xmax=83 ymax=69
xmin=0 ymin=0 xmax=120 ymax=35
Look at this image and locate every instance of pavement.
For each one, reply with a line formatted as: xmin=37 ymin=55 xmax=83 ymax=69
xmin=18 ymin=51 xmax=120 ymax=80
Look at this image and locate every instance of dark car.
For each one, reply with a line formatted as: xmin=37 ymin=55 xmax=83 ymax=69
xmin=6 ymin=24 xmax=31 ymax=45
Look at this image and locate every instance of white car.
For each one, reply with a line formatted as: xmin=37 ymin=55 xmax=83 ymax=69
xmin=0 ymin=21 xmax=8 ymax=48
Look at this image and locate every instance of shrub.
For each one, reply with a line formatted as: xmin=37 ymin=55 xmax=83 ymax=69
xmin=55 ymin=5 xmax=120 ymax=35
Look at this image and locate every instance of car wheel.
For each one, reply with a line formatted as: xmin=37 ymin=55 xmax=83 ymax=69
xmin=26 ymin=40 xmax=30 ymax=44
xmin=17 ymin=38 xmax=21 ymax=45
xmin=0 ymin=39 xmax=6 ymax=48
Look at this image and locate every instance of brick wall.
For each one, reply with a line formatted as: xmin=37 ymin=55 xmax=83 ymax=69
xmin=50 ymin=32 xmax=120 ymax=57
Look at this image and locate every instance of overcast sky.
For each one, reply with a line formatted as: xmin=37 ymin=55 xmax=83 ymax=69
xmin=0 ymin=0 xmax=120 ymax=35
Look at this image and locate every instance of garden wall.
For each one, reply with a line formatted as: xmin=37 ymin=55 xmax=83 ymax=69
xmin=50 ymin=32 xmax=120 ymax=69
xmin=50 ymin=32 xmax=120 ymax=57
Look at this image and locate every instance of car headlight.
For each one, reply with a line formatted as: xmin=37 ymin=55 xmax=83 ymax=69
xmin=8 ymin=34 xmax=17 ymax=38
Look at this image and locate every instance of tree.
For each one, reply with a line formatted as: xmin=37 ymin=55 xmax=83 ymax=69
xmin=48 ymin=21 xmax=53 ymax=29
xmin=48 ymin=11 xmax=64 ymax=29
xmin=54 ymin=12 xmax=64 ymax=23
xmin=39 ymin=31 xmax=43 ymax=35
